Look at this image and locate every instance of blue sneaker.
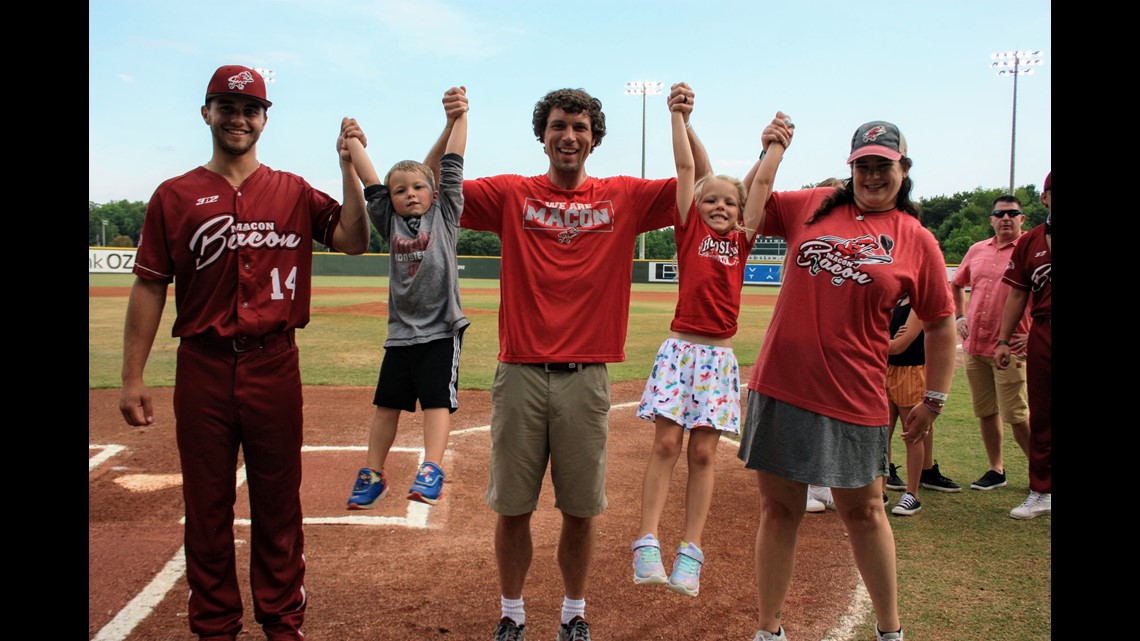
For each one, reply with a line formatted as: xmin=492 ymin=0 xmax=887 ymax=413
xmin=347 ymin=467 xmax=388 ymax=509
xmin=667 ymin=541 xmax=704 ymax=597
xmin=407 ymin=461 xmax=445 ymax=505
xmin=631 ymin=534 xmax=667 ymax=585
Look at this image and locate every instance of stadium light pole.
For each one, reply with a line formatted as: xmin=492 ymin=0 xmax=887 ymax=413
xmin=253 ymin=68 xmax=276 ymax=85
xmin=625 ymin=80 xmax=663 ymax=259
xmin=990 ymin=50 xmax=1044 ymax=194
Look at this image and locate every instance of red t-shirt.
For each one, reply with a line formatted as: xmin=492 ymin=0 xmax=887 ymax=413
xmin=134 ymin=164 xmax=343 ymax=339
xmin=1002 ymin=223 xmax=1051 ymax=320
xmin=460 ymin=173 xmax=675 ymax=362
xmin=670 ymin=201 xmax=757 ymax=338
xmin=747 ymin=188 xmax=954 ymax=426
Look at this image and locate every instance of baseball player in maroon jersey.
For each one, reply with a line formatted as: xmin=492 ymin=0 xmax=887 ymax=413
xmin=118 ymin=65 xmax=370 ymax=641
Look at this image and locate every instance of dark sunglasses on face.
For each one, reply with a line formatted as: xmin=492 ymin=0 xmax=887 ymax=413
xmin=991 ymin=210 xmax=1022 ymax=218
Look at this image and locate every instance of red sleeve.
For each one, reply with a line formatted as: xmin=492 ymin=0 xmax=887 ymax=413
xmin=460 ymin=175 xmax=515 ymax=234
xmin=133 ymin=184 xmax=176 ymax=283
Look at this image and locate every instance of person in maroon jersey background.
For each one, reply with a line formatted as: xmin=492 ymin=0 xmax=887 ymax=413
xmin=995 ymin=171 xmax=1051 ymax=520
xmin=118 ymin=64 xmax=370 ymax=641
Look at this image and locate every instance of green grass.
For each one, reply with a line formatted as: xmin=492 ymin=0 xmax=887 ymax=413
xmin=89 ymin=273 xmax=1049 ymax=640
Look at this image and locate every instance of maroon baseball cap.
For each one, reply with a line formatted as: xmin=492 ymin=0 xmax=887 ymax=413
xmin=205 ymin=65 xmax=272 ymax=109
xmin=1043 ymin=171 xmax=1051 ymax=192
xmin=847 ymin=120 xmax=907 ymax=163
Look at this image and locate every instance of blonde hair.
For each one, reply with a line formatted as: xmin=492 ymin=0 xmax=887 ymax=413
xmin=384 ymin=160 xmax=436 ymax=191
xmin=693 ymin=174 xmax=747 ymax=229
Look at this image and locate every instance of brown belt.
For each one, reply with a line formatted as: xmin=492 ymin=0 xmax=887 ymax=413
xmin=182 ymin=329 xmax=295 ymax=354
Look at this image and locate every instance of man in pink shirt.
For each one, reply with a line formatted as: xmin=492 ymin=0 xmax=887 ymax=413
xmin=950 ymin=194 xmax=1032 ymax=491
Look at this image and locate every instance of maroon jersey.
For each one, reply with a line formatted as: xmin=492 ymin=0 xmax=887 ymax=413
xmin=1002 ymin=222 xmax=1051 ymax=320
xmin=134 ymin=164 xmax=343 ymax=338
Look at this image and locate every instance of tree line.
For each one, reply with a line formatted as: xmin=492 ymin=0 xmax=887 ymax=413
xmin=88 ymin=182 xmax=1046 ymax=264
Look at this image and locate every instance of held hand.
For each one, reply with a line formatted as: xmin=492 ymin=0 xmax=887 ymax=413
xmin=761 ymin=111 xmax=795 ymax=150
xmin=901 ymin=405 xmax=935 ymax=445
xmin=955 ymin=317 xmax=969 ymax=340
xmin=339 ymin=117 xmax=367 ymax=162
xmin=119 ymin=381 xmax=155 ymax=427
xmin=442 ymin=86 xmax=469 ymax=122
xmin=668 ymin=82 xmax=694 ymax=119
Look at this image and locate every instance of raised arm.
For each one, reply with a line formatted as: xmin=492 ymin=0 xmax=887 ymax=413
xmin=445 ymin=98 xmax=469 ymax=158
xmin=671 ymin=107 xmax=695 ymax=222
xmin=741 ymin=112 xmax=794 ymax=241
xmin=667 ymin=82 xmax=711 ymax=178
xmin=344 ymin=124 xmax=381 ymax=188
xmin=426 ymin=86 xmax=469 ymax=180
xmin=331 ymin=117 xmax=371 ymax=255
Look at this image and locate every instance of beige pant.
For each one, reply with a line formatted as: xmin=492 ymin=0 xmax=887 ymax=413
xmin=485 ymin=362 xmax=610 ymax=518
xmin=963 ymin=351 xmax=1029 ymax=423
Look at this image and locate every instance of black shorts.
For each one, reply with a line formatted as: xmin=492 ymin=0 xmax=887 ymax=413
xmin=373 ymin=330 xmax=464 ymax=412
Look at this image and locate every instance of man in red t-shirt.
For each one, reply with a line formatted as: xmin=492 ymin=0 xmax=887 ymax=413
xmin=425 ymin=85 xmax=710 ymax=640
xmin=119 ymin=65 xmax=371 ymax=641
xmin=996 ymin=172 xmax=1051 ymax=520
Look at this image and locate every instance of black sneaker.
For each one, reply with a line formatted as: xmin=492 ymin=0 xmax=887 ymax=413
xmin=557 ymin=616 xmax=592 ymax=641
xmin=882 ymin=492 xmax=889 ymax=507
xmin=920 ymin=462 xmax=961 ymax=493
xmin=886 ymin=463 xmax=906 ymax=491
xmin=891 ymin=492 xmax=922 ymax=516
xmin=970 ymin=469 xmax=1007 ymax=491
xmin=493 ymin=617 xmax=525 ymax=641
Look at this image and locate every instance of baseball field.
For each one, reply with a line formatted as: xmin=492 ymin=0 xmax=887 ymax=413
xmin=89 ymin=273 xmax=1050 ymax=641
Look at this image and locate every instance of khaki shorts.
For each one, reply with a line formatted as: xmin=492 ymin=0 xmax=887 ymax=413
xmin=485 ymin=362 xmax=611 ymax=518
xmin=963 ymin=351 xmax=1029 ymax=424
xmin=885 ymin=364 xmax=925 ymax=408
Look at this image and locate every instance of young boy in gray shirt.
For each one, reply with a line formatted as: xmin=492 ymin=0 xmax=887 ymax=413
xmin=343 ymin=93 xmax=469 ymax=507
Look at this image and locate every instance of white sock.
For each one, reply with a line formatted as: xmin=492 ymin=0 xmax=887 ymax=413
xmin=561 ymin=597 xmax=585 ymax=624
xmin=501 ymin=595 xmax=524 ymax=625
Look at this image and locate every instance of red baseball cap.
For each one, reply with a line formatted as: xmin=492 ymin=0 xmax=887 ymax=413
xmin=1043 ymin=171 xmax=1051 ymax=192
xmin=205 ymin=65 xmax=272 ymax=109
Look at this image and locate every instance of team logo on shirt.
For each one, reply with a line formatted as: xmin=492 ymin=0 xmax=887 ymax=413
xmin=189 ymin=214 xmax=303 ymax=270
xmin=1029 ymin=263 xmax=1051 ymax=293
xmin=794 ymin=233 xmax=895 ymax=286
xmin=698 ymin=235 xmax=740 ymax=266
xmin=523 ymin=198 xmax=615 ymax=244
xmin=392 ymin=231 xmax=431 ymax=277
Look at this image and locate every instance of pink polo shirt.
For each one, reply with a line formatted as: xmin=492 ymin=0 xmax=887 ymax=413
xmin=951 ymin=235 xmax=1031 ymax=358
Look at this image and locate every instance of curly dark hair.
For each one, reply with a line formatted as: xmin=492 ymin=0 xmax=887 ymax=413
xmin=532 ymin=88 xmax=606 ymax=150
xmin=807 ymin=158 xmax=921 ymax=223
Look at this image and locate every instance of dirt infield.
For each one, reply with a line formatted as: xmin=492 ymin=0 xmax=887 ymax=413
xmin=89 ymin=376 xmax=862 ymax=641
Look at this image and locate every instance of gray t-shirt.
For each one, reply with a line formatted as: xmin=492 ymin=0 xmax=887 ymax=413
xmin=365 ymin=153 xmax=469 ymax=347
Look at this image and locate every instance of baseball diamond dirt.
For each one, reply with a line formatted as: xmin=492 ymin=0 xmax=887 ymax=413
xmin=89 ymin=373 xmax=867 ymax=641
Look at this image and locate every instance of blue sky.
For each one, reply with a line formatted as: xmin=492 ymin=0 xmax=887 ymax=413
xmin=89 ymin=0 xmax=1051 ymax=205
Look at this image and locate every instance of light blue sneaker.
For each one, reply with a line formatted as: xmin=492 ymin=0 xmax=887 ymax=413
xmin=346 ymin=467 xmax=388 ymax=509
xmin=667 ymin=541 xmax=704 ymax=597
xmin=407 ymin=461 xmax=445 ymax=505
xmin=631 ymin=534 xmax=667 ymax=585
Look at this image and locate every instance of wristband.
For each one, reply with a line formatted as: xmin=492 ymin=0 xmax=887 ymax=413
xmin=758 ymin=149 xmax=767 ymax=161
xmin=924 ymin=390 xmax=948 ymax=403
xmin=685 ymin=120 xmax=692 ymax=130
xmin=922 ymin=399 xmax=943 ymax=415
xmin=955 ymin=315 xmax=966 ymax=322
xmin=996 ymin=339 xmax=1010 ymax=347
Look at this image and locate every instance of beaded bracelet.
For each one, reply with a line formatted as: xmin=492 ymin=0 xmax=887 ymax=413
xmin=924 ymin=390 xmax=948 ymax=403
xmin=922 ymin=399 xmax=943 ymax=415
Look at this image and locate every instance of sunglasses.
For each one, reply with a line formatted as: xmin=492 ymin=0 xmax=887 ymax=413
xmin=990 ymin=210 xmax=1022 ymax=218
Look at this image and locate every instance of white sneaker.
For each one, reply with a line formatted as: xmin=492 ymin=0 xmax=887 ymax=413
xmin=805 ymin=496 xmax=825 ymax=513
xmin=752 ymin=627 xmax=787 ymax=641
xmin=1009 ymin=491 xmax=1051 ymax=519
xmin=877 ymin=627 xmax=904 ymax=640
xmin=807 ymin=485 xmax=836 ymax=510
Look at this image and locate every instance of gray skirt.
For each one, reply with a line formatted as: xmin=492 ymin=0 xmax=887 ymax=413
xmin=736 ymin=391 xmax=888 ymax=488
